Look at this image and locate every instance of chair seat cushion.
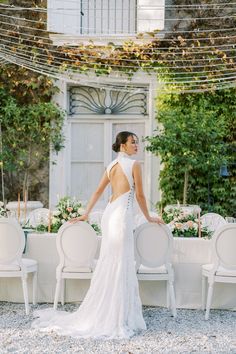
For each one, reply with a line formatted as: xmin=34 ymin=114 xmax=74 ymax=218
xmin=202 ymin=263 xmax=236 ymax=276
xmin=137 ymin=264 xmax=167 ymax=274
xmin=22 ymin=258 xmax=37 ymax=268
xmin=0 ymin=262 xmax=20 ymax=271
xmin=63 ymin=266 xmax=93 ymax=273
xmin=0 ymin=258 xmax=37 ymax=271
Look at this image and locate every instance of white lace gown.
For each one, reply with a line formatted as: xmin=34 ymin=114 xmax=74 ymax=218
xmin=32 ymin=152 xmax=146 ymax=339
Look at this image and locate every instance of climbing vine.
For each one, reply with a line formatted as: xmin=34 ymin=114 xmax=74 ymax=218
xmin=0 ymin=67 xmax=64 ymax=202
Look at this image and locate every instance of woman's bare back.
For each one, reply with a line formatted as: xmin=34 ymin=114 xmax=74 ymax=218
xmin=109 ymin=163 xmax=131 ymax=203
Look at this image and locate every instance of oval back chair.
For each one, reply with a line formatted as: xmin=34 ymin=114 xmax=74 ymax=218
xmin=54 ymin=221 xmax=98 ymax=309
xmin=134 ymin=223 xmax=176 ymax=317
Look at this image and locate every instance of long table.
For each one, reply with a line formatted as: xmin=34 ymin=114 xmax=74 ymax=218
xmin=0 ymin=233 xmax=235 ymax=309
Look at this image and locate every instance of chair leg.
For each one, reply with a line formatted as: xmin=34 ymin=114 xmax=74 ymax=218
xmin=205 ymin=281 xmax=214 ymax=320
xmin=61 ymin=279 xmax=65 ymax=306
xmin=169 ymin=280 xmax=177 ymax=318
xmin=21 ymin=275 xmax=30 ymax=315
xmin=32 ymin=271 xmax=37 ymax=305
xmin=166 ymin=281 xmax=170 ymax=309
xmin=53 ymin=278 xmax=61 ymax=310
xmin=201 ymin=275 xmax=206 ymax=310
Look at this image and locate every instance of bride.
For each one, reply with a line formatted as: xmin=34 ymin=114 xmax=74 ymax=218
xmin=32 ymin=131 xmax=163 ymax=339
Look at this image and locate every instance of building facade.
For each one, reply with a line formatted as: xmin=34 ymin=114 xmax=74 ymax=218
xmin=48 ymin=0 xmax=165 ymax=209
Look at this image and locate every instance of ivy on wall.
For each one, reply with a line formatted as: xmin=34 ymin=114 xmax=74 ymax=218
xmin=0 ymin=65 xmax=64 ymax=203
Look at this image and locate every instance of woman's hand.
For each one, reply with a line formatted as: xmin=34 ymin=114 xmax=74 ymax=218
xmin=147 ymin=216 xmax=165 ymax=225
xmin=69 ymin=214 xmax=88 ymax=223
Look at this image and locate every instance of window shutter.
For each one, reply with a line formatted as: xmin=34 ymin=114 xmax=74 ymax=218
xmin=47 ymin=0 xmax=80 ymax=35
xmin=137 ymin=0 xmax=165 ymax=33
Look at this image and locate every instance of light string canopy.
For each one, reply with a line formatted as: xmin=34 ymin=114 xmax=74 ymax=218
xmin=1 ymin=45 xmax=235 ymax=95
xmin=0 ymin=2 xmax=235 ymax=93
xmin=1 ymin=49 xmax=235 ymax=95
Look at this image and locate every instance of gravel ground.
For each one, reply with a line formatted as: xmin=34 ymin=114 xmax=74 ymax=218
xmin=0 ymin=302 xmax=235 ymax=354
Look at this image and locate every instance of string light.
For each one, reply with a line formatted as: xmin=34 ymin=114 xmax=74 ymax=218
xmin=0 ymin=13 xmax=235 ymax=41
xmin=0 ymin=17 xmax=235 ymax=39
xmin=0 ymin=2 xmax=235 ymax=10
xmin=1 ymin=24 xmax=236 ymax=55
xmin=1 ymin=40 xmax=235 ymax=79
xmin=1 ymin=31 xmax=236 ymax=67
xmin=1 ymin=51 xmax=235 ymax=93
xmin=0 ymin=12 xmax=235 ymax=44
xmin=1 ymin=42 xmax=235 ymax=83
xmin=0 ymin=3 xmax=235 ymax=93
xmin=1 ymin=45 xmax=236 ymax=88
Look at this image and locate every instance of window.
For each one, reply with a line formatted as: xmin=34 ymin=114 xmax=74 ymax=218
xmin=47 ymin=0 xmax=165 ymax=37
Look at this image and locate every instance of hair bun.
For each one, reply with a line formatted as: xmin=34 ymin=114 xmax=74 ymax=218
xmin=112 ymin=142 xmax=119 ymax=152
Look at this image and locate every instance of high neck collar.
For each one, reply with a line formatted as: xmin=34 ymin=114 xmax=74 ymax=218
xmin=118 ymin=151 xmax=130 ymax=159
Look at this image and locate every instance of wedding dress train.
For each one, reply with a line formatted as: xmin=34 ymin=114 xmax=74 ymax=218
xmin=32 ymin=152 xmax=146 ymax=339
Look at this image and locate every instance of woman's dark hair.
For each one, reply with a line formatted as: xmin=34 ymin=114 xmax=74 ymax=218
xmin=112 ymin=131 xmax=138 ymax=152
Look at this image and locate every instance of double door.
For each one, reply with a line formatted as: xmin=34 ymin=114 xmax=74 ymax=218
xmin=69 ymin=119 xmax=146 ymax=207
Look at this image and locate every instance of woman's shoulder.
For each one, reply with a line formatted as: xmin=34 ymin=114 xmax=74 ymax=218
xmin=106 ymin=158 xmax=118 ymax=178
xmin=132 ymin=160 xmax=141 ymax=168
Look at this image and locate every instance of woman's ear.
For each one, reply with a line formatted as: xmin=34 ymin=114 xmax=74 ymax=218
xmin=120 ymin=144 xmax=125 ymax=152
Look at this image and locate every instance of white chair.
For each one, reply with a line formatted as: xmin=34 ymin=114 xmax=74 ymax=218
xmin=0 ymin=218 xmax=37 ymax=315
xmin=134 ymin=211 xmax=160 ymax=228
xmin=88 ymin=209 xmax=104 ymax=226
xmin=200 ymin=212 xmax=227 ymax=234
xmin=202 ymin=223 xmax=236 ymax=320
xmin=53 ymin=221 xmax=98 ymax=309
xmin=134 ymin=223 xmax=176 ymax=317
xmin=27 ymin=208 xmax=50 ymax=228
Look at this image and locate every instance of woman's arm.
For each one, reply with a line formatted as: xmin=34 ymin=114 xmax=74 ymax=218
xmin=70 ymin=171 xmax=110 ymax=222
xmin=133 ymin=161 xmax=164 ymax=224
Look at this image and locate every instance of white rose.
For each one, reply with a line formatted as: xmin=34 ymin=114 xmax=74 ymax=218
xmin=53 ymin=210 xmax=61 ymax=216
xmin=61 ymin=219 xmax=66 ymax=224
xmin=52 ymin=217 xmax=58 ymax=224
xmin=77 ymin=207 xmax=85 ymax=214
xmin=183 ymin=222 xmax=189 ymax=230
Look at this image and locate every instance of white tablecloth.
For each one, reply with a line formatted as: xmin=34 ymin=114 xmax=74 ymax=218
xmin=0 ymin=234 xmax=235 ymax=309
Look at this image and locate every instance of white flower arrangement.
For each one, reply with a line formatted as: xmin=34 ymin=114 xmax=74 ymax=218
xmin=163 ymin=208 xmax=212 ymax=238
xmin=35 ymin=196 xmax=101 ymax=235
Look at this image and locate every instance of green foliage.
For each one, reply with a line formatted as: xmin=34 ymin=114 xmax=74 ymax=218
xmin=0 ymin=201 xmax=8 ymax=216
xmin=0 ymin=65 xmax=58 ymax=105
xmin=146 ymin=89 xmax=236 ymax=217
xmin=0 ymin=66 xmax=64 ymax=202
